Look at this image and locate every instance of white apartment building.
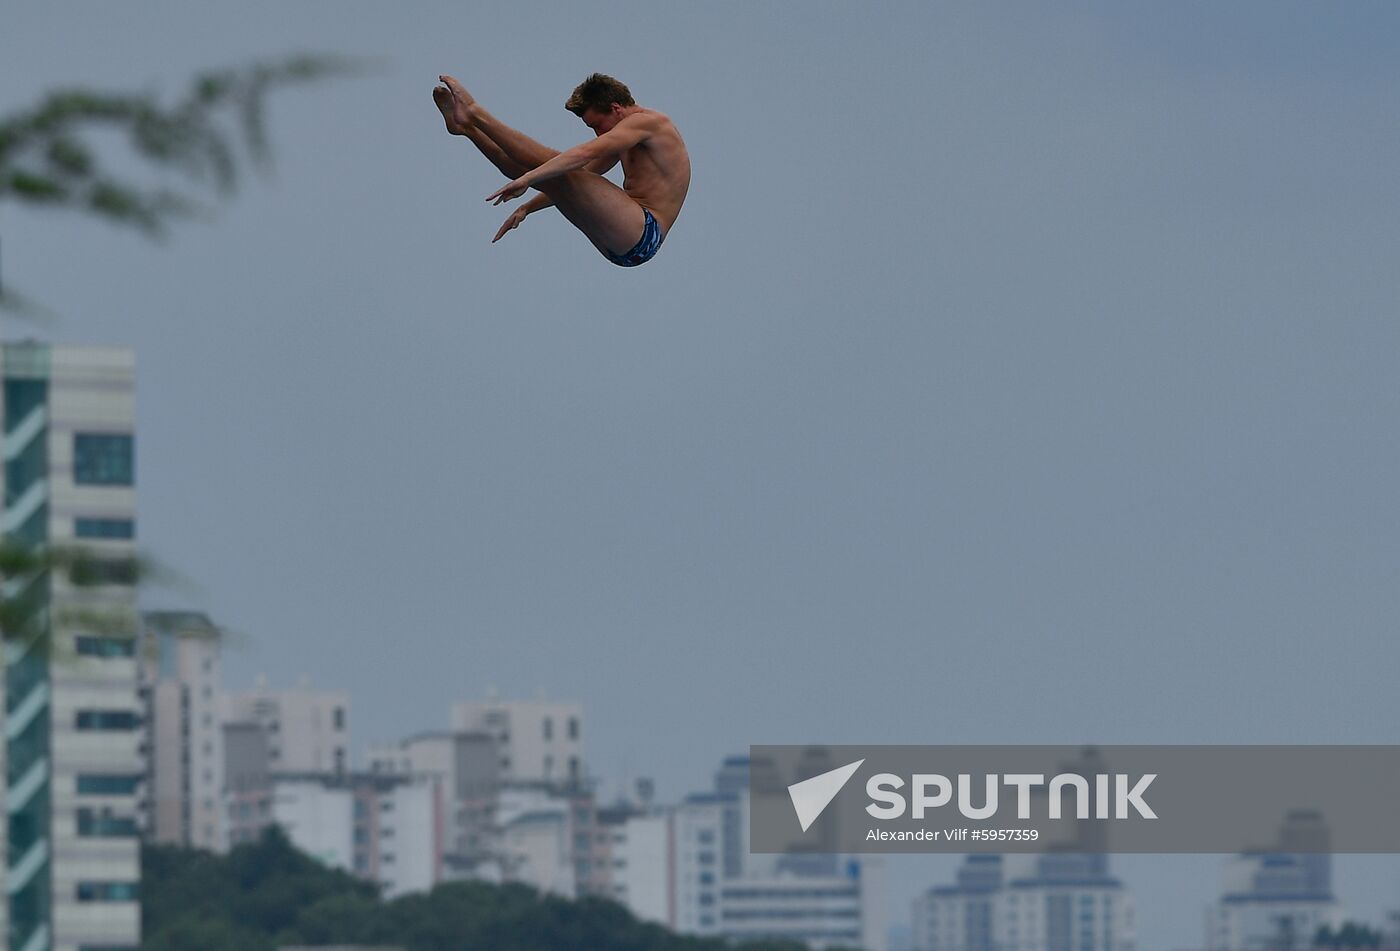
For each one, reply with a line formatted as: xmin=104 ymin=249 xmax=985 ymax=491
xmin=606 ymin=809 xmax=671 ymax=925
xmin=226 ymin=677 xmax=349 ymax=775
xmin=273 ymin=778 xmax=356 ymax=871
xmin=671 ymin=796 xmax=725 ymax=937
xmin=495 ymin=786 xmax=576 ymax=898
xmin=3 ymin=343 xmax=144 ymax=951
xmin=376 ymin=780 xmax=439 ymax=898
xmin=609 ymin=796 xmax=884 ymax=950
xmin=1206 ymin=812 xmax=1340 ymax=951
xmin=913 ymin=855 xmax=1003 ymax=951
xmin=256 ymin=772 xmax=440 ymax=898
xmin=1206 ymin=855 xmax=1340 ymax=951
xmin=721 ymin=867 xmax=878 ymax=950
xmin=606 ymin=756 xmax=887 ymax=951
xmin=999 ymin=877 xmax=1135 ymax=951
xmin=914 ymin=854 xmax=1134 ymax=951
xmin=366 ymin=731 xmax=498 ymax=873
xmin=450 ymin=696 xmax=582 ymax=787
xmin=139 ymin=610 xmax=224 ymax=851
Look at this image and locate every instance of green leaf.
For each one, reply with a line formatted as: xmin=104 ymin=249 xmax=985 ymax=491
xmin=9 ymin=169 xmax=68 ymax=201
xmin=45 ymin=136 xmax=93 ymax=176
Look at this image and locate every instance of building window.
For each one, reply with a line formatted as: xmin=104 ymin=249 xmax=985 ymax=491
xmin=543 ymin=718 xmax=553 ymax=741
xmin=73 ymin=433 xmax=134 ymax=486
xmin=74 ymin=517 xmax=135 ymax=539
xmin=77 ymin=774 xmax=142 ymax=795
xmin=76 ymin=710 xmax=139 ymax=731
xmin=75 ymin=636 xmax=136 ymax=658
xmin=76 ymin=881 xmax=139 ymax=902
xmin=69 ymin=557 xmax=138 ymax=586
xmin=77 ymin=809 xmax=140 ymax=837
xmin=333 ymin=707 xmax=346 ymax=731
xmin=568 ymin=717 xmax=579 ymax=740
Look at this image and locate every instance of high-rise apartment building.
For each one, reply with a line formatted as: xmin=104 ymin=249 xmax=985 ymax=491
xmin=912 ymin=855 xmax=1003 ymax=951
xmin=366 ymin=730 xmax=499 ymax=878
xmin=225 ymin=678 xmax=349 ymax=775
xmin=2 ymin=343 xmax=142 ymax=951
xmin=1206 ymin=811 xmax=1340 ymax=951
xmin=450 ymin=697 xmax=582 ymax=788
xmin=913 ymin=853 xmax=1134 ymax=951
xmin=607 ymin=755 xmax=886 ymax=951
xmin=139 ymin=611 xmax=224 ymax=851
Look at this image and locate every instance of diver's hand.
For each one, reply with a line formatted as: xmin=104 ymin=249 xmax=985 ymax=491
xmin=493 ymin=207 xmax=528 ymax=243
xmin=486 ymin=178 xmax=529 ymax=205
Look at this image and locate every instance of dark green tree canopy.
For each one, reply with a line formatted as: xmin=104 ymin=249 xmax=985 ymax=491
xmin=143 ymin=828 xmax=853 ymax=951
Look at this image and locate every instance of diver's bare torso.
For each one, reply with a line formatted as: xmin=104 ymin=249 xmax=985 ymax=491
xmin=617 ymin=108 xmax=690 ymax=235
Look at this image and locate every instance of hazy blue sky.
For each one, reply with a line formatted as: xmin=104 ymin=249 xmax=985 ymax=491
xmin=5 ymin=3 xmax=1399 ymax=947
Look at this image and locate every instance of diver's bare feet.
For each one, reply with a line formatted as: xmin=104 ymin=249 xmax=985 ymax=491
xmin=439 ymin=75 xmax=478 ymax=126
xmin=433 ymin=83 xmax=471 ymax=135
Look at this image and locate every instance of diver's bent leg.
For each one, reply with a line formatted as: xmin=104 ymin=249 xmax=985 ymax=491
xmin=465 ymin=126 xmax=533 ymax=180
xmin=467 ymin=104 xmax=563 ymax=172
xmin=438 ymin=76 xmax=561 ymax=171
xmin=434 ymin=82 xmax=539 ymax=179
xmin=534 ymin=171 xmax=648 ymax=258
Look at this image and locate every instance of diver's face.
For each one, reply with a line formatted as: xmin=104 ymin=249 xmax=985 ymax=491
xmin=581 ymin=105 xmax=624 ymax=136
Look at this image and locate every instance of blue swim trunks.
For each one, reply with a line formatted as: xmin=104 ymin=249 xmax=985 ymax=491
xmin=607 ymin=208 xmax=664 ymax=267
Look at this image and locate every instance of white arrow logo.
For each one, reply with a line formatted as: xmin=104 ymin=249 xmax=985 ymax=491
xmin=787 ymin=759 xmax=865 ymax=832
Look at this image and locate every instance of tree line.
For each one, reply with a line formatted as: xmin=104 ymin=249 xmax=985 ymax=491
xmin=142 ymin=825 xmax=855 ymax=951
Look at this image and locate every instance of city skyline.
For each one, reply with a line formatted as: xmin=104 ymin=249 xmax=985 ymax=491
xmin=158 ymin=641 xmax=1400 ymax=951
xmin=5 ymin=3 xmax=1399 ymax=949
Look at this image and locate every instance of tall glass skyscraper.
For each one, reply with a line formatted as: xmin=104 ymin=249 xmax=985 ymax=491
xmin=2 ymin=343 xmax=141 ymax=951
